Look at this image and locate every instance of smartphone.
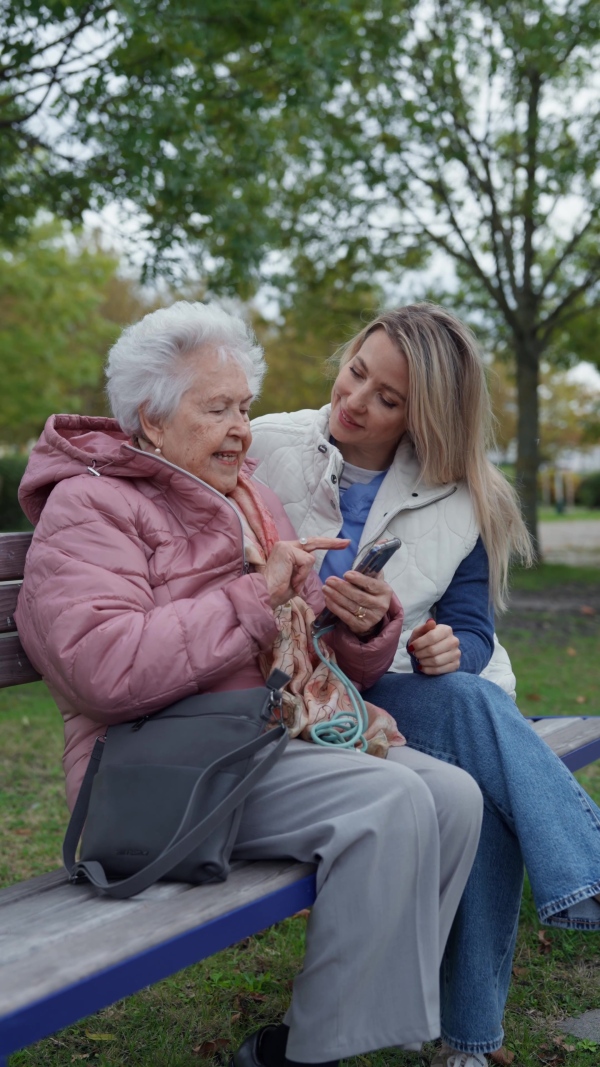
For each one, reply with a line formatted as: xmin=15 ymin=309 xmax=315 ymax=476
xmin=312 ymin=538 xmax=402 ymax=632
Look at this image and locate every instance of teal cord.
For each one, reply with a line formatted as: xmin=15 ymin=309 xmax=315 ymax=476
xmin=310 ymin=625 xmax=368 ymax=752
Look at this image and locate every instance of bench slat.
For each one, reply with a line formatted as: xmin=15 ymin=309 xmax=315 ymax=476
xmin=0 ymin=633 xmax=41 ymax=687
xmin=0 ymin=582 xmax=21 ymax=634
xmin=531 ymin=717 xmax=600 ymax=758
xmin=530 ymin=717 xmax=577 ymax=738
xmin=0 ymin=860 xmax=316 ymax=1018
xmin=0 ymin=533 xmax=32 ymax=582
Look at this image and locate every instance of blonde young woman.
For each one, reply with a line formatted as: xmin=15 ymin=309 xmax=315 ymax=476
xmin=249 ymin=303 xmax=600 ymax=1067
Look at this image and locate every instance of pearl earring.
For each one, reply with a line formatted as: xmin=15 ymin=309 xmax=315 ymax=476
xmin=154 ymin=446 xmax=162 ymax=454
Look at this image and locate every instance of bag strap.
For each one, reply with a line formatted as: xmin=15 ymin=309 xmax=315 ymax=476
xmin=63 ymin=724 xmax=288 ymax=899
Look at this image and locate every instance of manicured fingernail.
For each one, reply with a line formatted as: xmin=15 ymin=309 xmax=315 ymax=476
xmin=408 ymin=644 xmax=415 ymax=653
xmin=417 ymin=665 xmax=423 ymax=672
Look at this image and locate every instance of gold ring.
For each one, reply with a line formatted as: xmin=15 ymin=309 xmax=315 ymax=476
xmin=355 ymin=606 xmax=367 ymax=620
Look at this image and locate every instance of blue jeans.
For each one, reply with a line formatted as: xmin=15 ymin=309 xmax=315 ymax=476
xmin=363 ymin=671 xmax=600 ymax=1055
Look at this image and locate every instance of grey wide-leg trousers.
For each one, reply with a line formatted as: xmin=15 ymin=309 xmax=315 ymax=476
xmin=233 ymin=741 xmax=482 ymax=1062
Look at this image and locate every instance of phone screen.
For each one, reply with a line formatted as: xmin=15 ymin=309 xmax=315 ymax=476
xmin=312 ymin=538 xmax=401 ymax=632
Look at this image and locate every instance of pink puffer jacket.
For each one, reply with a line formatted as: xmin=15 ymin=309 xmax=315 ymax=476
xmin=16 ymin=415 xmax=403 ymax=810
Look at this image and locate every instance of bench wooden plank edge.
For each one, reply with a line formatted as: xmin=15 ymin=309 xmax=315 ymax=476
xmin=527 ymin=717 xmax=600 ymax=771
xmin=558 ymin=735 xmax=600 ymax=773
xmin=0 ymin=534 xmax=32 ymax=583
xmin=0 ymin=871 xmax=317 ymax=1061
xmin=0 ymin=633 xmax=41 ymax=687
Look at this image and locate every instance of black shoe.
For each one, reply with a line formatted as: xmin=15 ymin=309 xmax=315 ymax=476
xmin=230 ymin=1025 xmax=280 ymax=1067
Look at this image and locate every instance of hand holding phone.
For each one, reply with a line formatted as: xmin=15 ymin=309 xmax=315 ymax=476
xmin=313 ymin=538 xmax=401 ymax=632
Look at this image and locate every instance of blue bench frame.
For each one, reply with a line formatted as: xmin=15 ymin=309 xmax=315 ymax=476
xmin=0 ymin=871 xmax=317 ymax=1066
xmin=527 ymin=716 xmax=600 ymax=772
xmin=3 ymin=717 xmax=599 ymax=1065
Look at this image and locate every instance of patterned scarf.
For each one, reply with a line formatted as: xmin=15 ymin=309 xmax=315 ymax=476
xmin=230 ymin=471 xmax=405 ymax=758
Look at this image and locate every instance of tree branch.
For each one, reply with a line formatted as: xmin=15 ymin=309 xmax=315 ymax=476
xmin=538 ymin=208 xmax=600 ymax=299
xmin=539 ymin=265 xmax=600 ymax=344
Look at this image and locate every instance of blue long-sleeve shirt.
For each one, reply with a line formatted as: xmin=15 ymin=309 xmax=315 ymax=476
xmin=320 ymin=474 xmax=495 ymax=674
xmin=431 ymin=535 xmax=495 ymax=674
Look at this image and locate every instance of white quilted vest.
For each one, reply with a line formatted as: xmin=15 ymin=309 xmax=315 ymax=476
xmin=250 ymin=405 xmax=516 ymax=697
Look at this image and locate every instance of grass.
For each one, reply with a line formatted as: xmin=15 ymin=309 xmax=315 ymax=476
xmin=503 ymin=633 xmax=599 ymax=716
xmin=2 ymin=579 xmax=600 ymax=1067
xmin=537 ymin=508 xmax=600 ymax=523
xmin=501 ymin=563 xmax=600 ymax=715
xmin=509 ymin=563 xmax=600 ymax=593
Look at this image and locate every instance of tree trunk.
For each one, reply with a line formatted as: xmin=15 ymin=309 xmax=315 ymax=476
xmin=514 ymin=338 xmax=541 ymax=562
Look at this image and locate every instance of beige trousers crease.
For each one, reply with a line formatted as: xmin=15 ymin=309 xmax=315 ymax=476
xmin=233 ymin=741 xmax=482 ymax=1063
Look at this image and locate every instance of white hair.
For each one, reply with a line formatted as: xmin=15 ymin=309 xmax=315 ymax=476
xmin=105 ymin=301 xmax=266 ymax=435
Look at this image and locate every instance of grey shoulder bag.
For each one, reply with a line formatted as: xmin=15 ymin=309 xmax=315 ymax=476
xmin=63 ymin=670 xmax=290 ymax=899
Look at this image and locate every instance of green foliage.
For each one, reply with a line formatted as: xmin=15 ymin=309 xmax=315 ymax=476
xmin=488 ymin=358 xmax=600 ymax=462
xmin=253 ymin=257 xmax=383 ymax=416
xmin=0 ymin=0 xmax=402 ymax=288
xmin=0 ymin=222 xmax=122 ymax=445
xmin=0 ymin=454 xmax=30 ymax=531
xmin=4 ymin=0 xmax=600 ymax=553
xmin=576 ymin=472 xmax=600 ymax=509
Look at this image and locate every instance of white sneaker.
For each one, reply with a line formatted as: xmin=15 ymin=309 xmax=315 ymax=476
xmin=431 ymin=1044 xmax=488 ymax=1067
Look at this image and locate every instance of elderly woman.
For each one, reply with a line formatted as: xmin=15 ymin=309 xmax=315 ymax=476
xmin=16 ymin=301 xmax=482 ymax=1067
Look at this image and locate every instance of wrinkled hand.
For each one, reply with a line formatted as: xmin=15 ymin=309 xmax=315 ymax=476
xmin=264 ymin=538 xmax=350 ymax=610
xmin=321 ymin=569 xmax=392 ymax=636
xmin=408 ymin=618 xmax=461 ymax=674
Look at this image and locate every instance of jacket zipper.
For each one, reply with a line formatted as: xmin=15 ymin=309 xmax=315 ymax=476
xmin=123 ymin=444 xmax=249 ymax=575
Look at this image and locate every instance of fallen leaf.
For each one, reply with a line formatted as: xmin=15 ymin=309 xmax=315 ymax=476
xmin=490 ymin=1048 xmax=515 ymax=1065
xmin=566 ymin=647 xmax=577 ymax=656
xmin=85 ymin=1032 xmax=115 ymax=1042
xmin=537 ymin=929 xmax=552 ymax=954
xmin=230 ymin=1012 xmax=241 ymax=1023
xmin=245 ymin=992 xmax=268 ymax=1002
xmin=580 ymin=605 xmax=596 ymax=615
xmin=21 ymin=715 xmax=30 ymax=727
xmin=554 ymin=1038 xmax=575 ymax=1052
xmin=71 ymin=1056 xmax=90 ymax=1062
xmin=512 ymin=966 xmax=529 ymax=978
xmin=575 ymin=695 xmax=587 ymax=704
xmin=192 ymin=1038 xmax=230 ymax=1056
xmin=525 ymin=693 xmax=542 ymax=702
xmin=294 ymin=908 xmax=311 ymax=918
xmin=14 ymin=828 xmax=32 ymax=836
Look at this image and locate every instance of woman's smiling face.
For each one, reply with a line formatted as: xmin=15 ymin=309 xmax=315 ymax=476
xmin=139 ymin=348 xmax=254 ymax=495
xmin=329 ymin=328 xmax=409 ymax=470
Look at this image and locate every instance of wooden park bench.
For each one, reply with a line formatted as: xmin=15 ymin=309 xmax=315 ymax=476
xmin=1 ymin=530 xmax=600 ymax=1066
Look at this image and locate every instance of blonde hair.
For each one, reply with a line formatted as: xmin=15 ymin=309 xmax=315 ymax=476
xmin=336 ymin=303 xmax=532 ymax=611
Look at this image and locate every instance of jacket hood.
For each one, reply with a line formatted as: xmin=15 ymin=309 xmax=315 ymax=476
xmin=18 ymin=413 xmax=259 ymax=525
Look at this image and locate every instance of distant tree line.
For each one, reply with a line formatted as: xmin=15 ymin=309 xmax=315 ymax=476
xmin=2 ymin=0 xmax=600 ymax=552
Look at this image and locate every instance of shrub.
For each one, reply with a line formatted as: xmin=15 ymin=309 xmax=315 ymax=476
xmin=0 ymin=455 xmax=32 ymax=531
xmin=576 ymin=471 xmax=600 ymax=509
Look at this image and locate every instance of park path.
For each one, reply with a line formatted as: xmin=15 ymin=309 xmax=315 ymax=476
xmin=539 ymin=519 xmax=600 ymax=567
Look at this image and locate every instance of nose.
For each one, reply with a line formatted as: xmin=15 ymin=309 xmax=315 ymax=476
xmin=346 ymin=381 xmax=368 ymax=413
xmin=229 ymin=409 xmax=251 ymax=436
